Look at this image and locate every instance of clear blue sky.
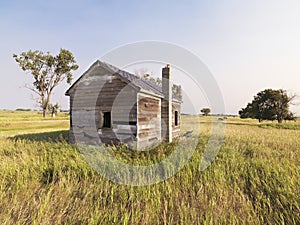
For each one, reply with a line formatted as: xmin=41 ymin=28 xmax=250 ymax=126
xmin=1 ymin=0 xmax=300 ymax=115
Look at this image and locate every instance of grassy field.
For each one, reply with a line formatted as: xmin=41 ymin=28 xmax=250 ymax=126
xmin=0 ymin=111 xmax=299 ymax=224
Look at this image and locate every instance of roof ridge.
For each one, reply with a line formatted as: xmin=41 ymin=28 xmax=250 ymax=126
xmin=66 ymin=60 xmax=182 ymax=102
xmin=98 ymin=60 xmax=181 ymax=101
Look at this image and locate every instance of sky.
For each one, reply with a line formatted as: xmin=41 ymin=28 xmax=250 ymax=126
xmin=0 ymin=0 xmax=300 ymax=115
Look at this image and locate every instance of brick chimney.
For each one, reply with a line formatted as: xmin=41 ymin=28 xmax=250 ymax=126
xmin=161 ymin=64 xmax=172 ymax=142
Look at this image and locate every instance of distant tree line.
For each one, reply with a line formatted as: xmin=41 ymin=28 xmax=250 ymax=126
xmin=16 ymin=108 xmax=32 ymax=111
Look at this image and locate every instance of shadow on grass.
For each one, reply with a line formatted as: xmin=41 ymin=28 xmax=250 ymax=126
xmin=10 ymin=130 xmax=69 ymax=143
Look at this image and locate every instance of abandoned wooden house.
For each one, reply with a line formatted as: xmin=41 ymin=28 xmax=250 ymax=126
xmin=65 ymin=60 xmax=182 ymax=149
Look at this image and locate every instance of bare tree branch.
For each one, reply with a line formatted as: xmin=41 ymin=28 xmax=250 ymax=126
xmin=24 ymin=83 xmax=42 ymax=96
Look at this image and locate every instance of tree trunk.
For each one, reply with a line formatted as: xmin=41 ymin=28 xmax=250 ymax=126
xmin=42 ymin=108 xmax=47 ymax=118
xmin=277 ymin=114 xmax=283 ymax=123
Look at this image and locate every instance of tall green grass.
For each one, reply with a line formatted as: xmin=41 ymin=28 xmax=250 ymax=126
xmin=0 ymin=112 xmax=299 ymax=224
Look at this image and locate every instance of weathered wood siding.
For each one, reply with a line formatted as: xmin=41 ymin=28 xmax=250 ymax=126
xmin=172 ymin=102 xmax=181 ymax=138
xmin=137 ymin=93 xmax=161 ymax=149
xmin=161 ymin=100 xmax=181 ymax=141
xmin=67 ymin=62 xmax=182 ymax=149
xmin=69 ymin=65 xmax=137 ymax=147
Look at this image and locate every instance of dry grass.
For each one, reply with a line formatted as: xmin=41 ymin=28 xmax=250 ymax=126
xmin=0 ymin=112 xmax=299 ymax=224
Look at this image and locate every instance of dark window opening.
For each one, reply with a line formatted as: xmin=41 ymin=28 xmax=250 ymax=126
xmin=103 ymin=112 xmax=111 ymax=128
xmin=114 ymin=121 xmax=137 ymax=125
xmin=175 ymin=111 xmax=179 ymax=126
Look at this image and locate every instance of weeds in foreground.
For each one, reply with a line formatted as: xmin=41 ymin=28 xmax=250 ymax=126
xmin=0 ymin=115 xmax=299 ymax=224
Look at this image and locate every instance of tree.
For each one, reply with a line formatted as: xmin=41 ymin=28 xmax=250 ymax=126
xmin=134 ymin=68 xmax=182 ymax=96
xmin=134 ymin=68 xmax=149 ymax=78
xmin=13 ymin=49 xmax=78 ymax=117
xmin=201 ymin=108 xmax=211 ymax=116
xmin=239 ymin=89 xmax=296 ymax=123
xmin=48 ymin=103 xmax=60 ymax=118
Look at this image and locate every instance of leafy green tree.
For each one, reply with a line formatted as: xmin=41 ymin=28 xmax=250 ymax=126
xmin=200 ymin=108 xmax=211 ymax=116
xmin=48 ymin=103 xmax=60 ymax=118
xmin=13 ymin=49 xmax=78 ymax=117
xmin=239 ymin=89 xmax=296 ymax=123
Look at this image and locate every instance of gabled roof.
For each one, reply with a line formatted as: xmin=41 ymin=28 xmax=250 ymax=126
xmin=65 ymin=60 xmax=182 ymax=102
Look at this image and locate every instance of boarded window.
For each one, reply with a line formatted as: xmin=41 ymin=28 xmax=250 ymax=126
xmin=175 ymin=111 xmax=179 ymax=126
xmin=103 ymin=112 xmax=111 ymax=128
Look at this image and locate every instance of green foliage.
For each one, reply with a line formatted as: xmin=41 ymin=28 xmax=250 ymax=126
xmin=239 ymin=89 xmax=296 ymax=123
xmin=200 ymin=107 xmax=211 ymax=116
xmin=134 ymin=68 xmax=182 ymax=98
xmin=48 ymin=103 xmax=60 ymax=117
xmin=13 ymin=49 xmax=78 ymax=117
xmin=0 ymin=112 xmax=299 ymax=224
